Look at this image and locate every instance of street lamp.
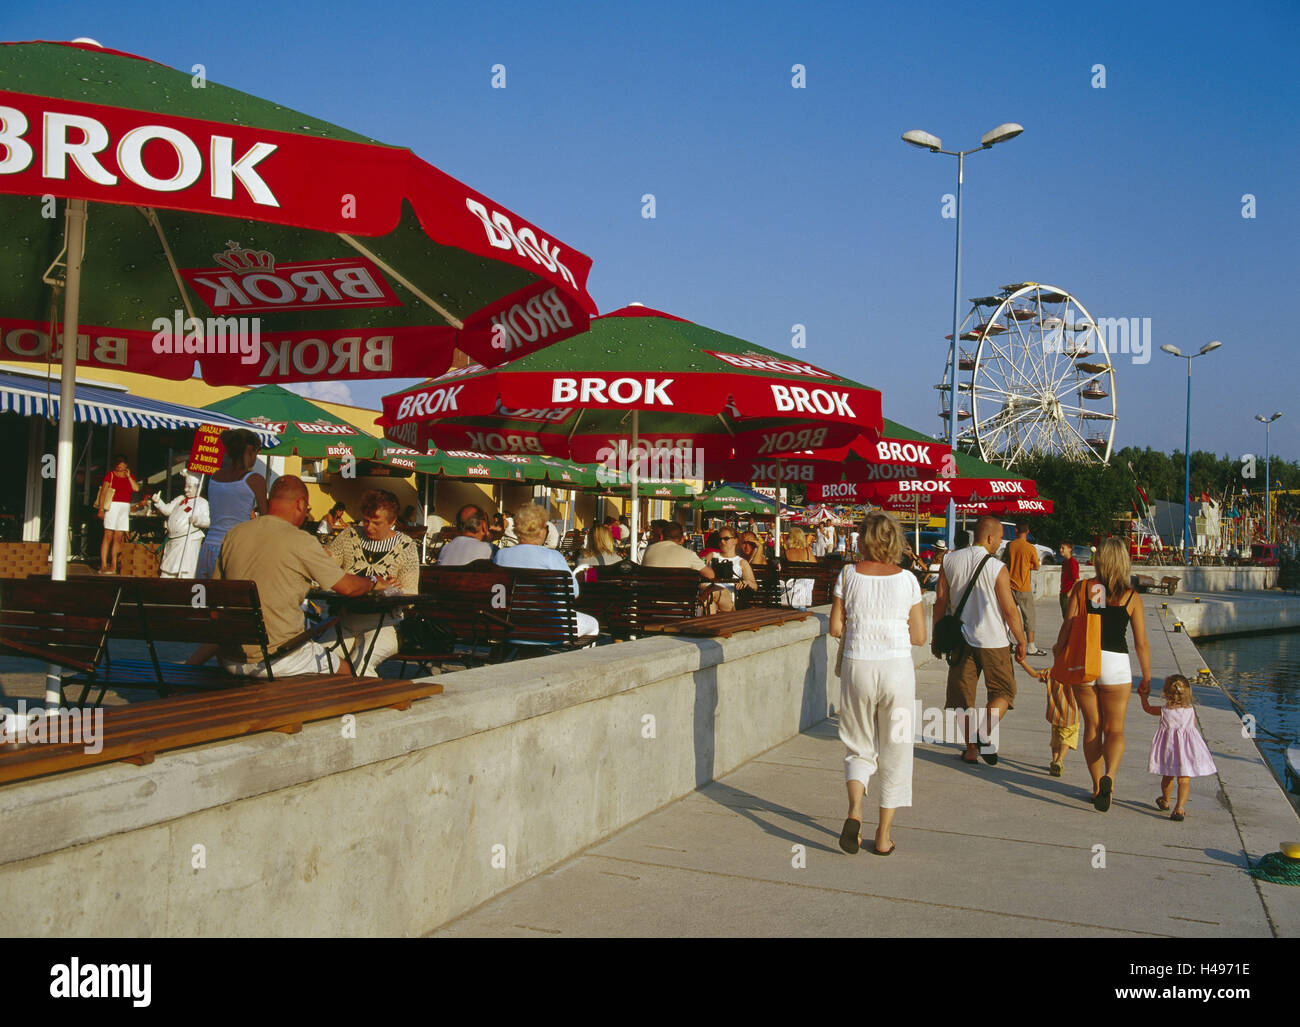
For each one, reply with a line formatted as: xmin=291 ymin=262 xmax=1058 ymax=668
xmin=1255 ymin=412 xmax=1283 ymax=542
xmin=1160 ymin=341 xmax=1223 ymax=564
xmin=902 ymin=123 xmax=1023 ymax=550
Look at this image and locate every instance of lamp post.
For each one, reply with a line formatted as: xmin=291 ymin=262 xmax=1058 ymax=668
xmin=1160 ymin=341 xmax=1223 ymax=564
xmin=902 ymin=123 xmax=1023 ymax=550
xmin=1255 ymin=412 xmax=1283 ymax=542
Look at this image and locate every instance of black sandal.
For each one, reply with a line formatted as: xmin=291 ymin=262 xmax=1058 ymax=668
xmin=839 ymin=818 xmax=861 ymax=854
xmin=1093 ymin=775 xmax=1113 ymax=812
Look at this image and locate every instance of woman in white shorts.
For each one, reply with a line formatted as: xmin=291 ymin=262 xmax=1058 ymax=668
xmin=97 ymin=455 xmax=139 ymax=573
xmin=830 ymin=512 xmax=926 ymax=857
xmin=1055 ymin=538 xmax=1151 ymax=812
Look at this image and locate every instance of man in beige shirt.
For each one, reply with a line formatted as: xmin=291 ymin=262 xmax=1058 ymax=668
xmin=643 ymin=523 xmax=733 ymax=610
xmin=215 ymin=475 xmax=392 ymax=677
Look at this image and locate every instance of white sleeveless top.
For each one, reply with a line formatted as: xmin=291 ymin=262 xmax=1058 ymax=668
xmin=205 ymin=470 xmax=258 ymax=546
xmin=834 ymin=566 xmax=922 ymax=660
xmin=942 ymin=546 xmax=1011 ymax=648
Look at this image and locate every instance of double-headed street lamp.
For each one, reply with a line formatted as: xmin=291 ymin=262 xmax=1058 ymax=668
xmin=1160 ymin=341 xmax=1223 ymax=563
xmin=903 ymin=123 xmax=1023 ymax=550
xmin=1255 ymin=412 xmax=1283 ymax=542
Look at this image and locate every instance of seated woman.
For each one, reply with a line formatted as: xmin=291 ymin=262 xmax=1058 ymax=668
xmin=784 ymin=527 xmax=815 ymax=563
xmin=780 ymin=525 xmax=819 ymax=608
xmin=738 ymin=531 xmax=767 ymax=567
xmin=496 ymin=503 xmax=601 ymax=639
xmin=326 ymin=489 xmax=421 ymax=676
xmin=317 ymin=501 xmax=348 ymax=538
xmin=708 ymin=528 xmax=759 ymax=608
xmin=582 ymin=524 xmax=623 ymax=567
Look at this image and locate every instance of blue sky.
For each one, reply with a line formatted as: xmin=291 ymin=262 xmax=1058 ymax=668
xmin=13 ymin=0 xmax=1299 ymax=470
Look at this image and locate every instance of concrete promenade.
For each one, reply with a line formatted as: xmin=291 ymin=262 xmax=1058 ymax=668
xmin=435 ymin=593 xmax=1300 ymax=937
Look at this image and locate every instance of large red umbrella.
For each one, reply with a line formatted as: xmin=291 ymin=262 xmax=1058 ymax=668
xmin=0 ymin=39 xmax=596 ymax=581
xmin=380 ymin=305 xmax=883 ymax=552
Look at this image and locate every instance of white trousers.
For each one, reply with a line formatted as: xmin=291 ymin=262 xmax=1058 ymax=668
xmin=838 ymin=654 xmax=915 ymax=808
xmin=338 ymin=616 xmax=401 ymax=677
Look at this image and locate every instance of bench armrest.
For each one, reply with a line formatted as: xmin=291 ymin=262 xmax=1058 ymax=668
xmin=272 ymin=616 xmax=341 ymax=660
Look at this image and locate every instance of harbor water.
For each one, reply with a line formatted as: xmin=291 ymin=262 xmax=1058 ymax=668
xmin=1196 ymin=630 xmax=1300 ymax=810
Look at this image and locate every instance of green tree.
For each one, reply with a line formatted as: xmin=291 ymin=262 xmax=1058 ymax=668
xmin=1016 ymin=454 xmax=1135 ymax=548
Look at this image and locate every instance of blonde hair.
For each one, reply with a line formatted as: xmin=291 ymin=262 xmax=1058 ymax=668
xmin=586 ymin=524 xmax=616 ymax=557
xmin=514 ymin=503 xmax=550 ymax=543
xmin=1163 ymin=674 xmax=1193 ymax=708
xmin=859 ymin=512 xmax=903 ymax=564
xmin=787 ymin=527 xmax=808 ymax=549
xmin=1095 ymin=537 xmax=1131 ymax=597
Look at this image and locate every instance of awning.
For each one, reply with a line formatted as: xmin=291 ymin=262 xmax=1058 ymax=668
xmin=0 ymin=371 xmax=281 ymax=447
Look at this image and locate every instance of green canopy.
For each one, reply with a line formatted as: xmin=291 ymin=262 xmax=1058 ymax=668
xmin=204 ymin=385 xmax=382 ymax=459
xmin=683 ymin=482 xmax=777 ymax=515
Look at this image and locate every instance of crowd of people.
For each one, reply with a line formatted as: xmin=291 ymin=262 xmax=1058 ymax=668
xmin=829 ymin=512 xmax=1210 ymax=861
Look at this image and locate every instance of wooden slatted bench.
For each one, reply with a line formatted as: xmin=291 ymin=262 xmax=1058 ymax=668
xmin=577 ymin=561 xmax=703 ymax=639
xmin=643 ymin=608 xmax=812 ymax=638
xmin=0 ymin=675 xmax=443 ymax=787
xmin=501 ymin=567 xmax=598 ymax=656
xmin=394 ymin=561 xmax=513 ymax=674
xmin=779 ymin=557 xmax=843 ymax=606
xmin=16 ymin=576 xmax=343 ymax=704
xmin=0 ymin=579 xmax=120 ymax=688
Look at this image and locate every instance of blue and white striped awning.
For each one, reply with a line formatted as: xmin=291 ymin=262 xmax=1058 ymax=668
xmin=0 ymin=371 xmax=281 ymax=448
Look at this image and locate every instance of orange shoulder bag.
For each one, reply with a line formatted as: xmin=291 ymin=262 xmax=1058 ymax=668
xmin=1052 ymin=581 xmax=1104 ymax=685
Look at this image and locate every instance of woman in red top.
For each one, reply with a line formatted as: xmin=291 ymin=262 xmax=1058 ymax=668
xmin=98 ymin=454 xmax=139 ymax=574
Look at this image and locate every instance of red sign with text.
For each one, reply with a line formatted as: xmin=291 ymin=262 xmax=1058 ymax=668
xmin=187 ymin=424 xmax=225 ymax=474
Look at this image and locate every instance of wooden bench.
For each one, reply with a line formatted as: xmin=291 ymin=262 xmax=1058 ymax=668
xmin=20 ymin=576 xmax=341 ymax=704
xmin=778 ymin=556 xmax=843 ymax=607
xmin=0 ymin=579 xmax=120 ymax=691
xmin=644 ymin=608 xmax=812 ymax=638
xmin=577 ymin=561 xmax=702 ymax=639
xmin=394 ymin=561 xmax=513 ymax=674
xmin=0 ymin=675 xmax=442 ymax=787
xmin=500 ymin=567 xmax=599 ymax=657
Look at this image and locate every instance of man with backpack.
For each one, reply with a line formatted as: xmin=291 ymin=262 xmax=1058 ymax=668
xmin=933 ymin=516 xmax=1028 ymax=765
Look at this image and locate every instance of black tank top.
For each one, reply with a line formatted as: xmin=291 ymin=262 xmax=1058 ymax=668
xmin=1095 ymin=588 xmax=1132 ymax=653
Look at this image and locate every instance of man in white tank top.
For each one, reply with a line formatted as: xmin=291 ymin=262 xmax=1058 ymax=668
xmin=933 ymin=516 xmax=1028 ymax=765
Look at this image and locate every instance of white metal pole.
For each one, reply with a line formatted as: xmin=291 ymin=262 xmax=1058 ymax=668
xmin=48 ymin=198 xmax=87 ymax=706
xmin=630 ymin=410 xmax=640 ymax=562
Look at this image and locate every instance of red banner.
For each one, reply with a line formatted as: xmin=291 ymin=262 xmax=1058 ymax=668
xmin=186 ymin=423 xmax=225 ymax=474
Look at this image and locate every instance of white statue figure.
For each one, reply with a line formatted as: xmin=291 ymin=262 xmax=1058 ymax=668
xmin=152 ymin=474 xmax=211 ymax=578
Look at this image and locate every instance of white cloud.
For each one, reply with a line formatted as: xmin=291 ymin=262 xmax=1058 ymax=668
xmin=284 ymin=381 xmax=355 ymax=406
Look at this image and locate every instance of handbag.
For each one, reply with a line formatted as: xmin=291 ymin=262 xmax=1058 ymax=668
xmin=96 ymin=480 xmax=114 ymax=512
xmin=1052 ymin=583 xmax=1104 ymax=685
xmin=933 ymin=552 xmax=994 ymax=662
xmin=396 ymin=614 xmax=457 ymax=654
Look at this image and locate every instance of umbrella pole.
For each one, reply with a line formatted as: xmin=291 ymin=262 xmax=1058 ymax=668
xmin=773 ymin=460 xmax=782 ymax=558
xmin=48 ymin=197 xmax=87 ymax=707
xmin=630 ymin=409 xmax=640 ymax=562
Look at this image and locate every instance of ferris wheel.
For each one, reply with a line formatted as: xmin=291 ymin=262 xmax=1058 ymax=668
xmin=935 ymin=282 xmax=1117 ymax=468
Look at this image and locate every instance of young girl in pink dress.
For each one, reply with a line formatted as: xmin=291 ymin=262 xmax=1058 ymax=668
xmin=1139 ymin=674 xmax=1217 ymax=821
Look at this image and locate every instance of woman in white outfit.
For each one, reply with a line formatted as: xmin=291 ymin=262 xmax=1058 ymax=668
xmin=195 ymin=428 xmax=267 ymax=579
xmin=829 ymin=512 xmax=926 ymax=856
xmin=153 ymin=474 xmax=210 ymax=578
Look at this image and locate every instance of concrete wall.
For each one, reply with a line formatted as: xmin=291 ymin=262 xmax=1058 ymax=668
xmin=0 ymin=612 xmax=851 ymax=936
xmin=1029 ymin=564 xmax=1278 ymax=599
xmin=1167 ymin=595 xmax=1300 ymax=639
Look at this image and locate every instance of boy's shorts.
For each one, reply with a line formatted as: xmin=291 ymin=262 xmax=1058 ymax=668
xmin=1051 ymin=722 xmax=1079 ymax=751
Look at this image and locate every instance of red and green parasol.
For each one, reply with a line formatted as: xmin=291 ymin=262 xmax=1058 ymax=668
xmin=682 ymin=482 xmax=778 ymax=515
xmin=203 ymin=385 xmax=382 ymax=459
xmin=1 ymin=39 xmax=596 ymax=583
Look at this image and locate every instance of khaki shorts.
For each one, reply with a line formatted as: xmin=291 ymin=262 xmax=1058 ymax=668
xmin=1051 ymin=722 xmax=1079 ymax=750
xmin=1012 ymin=589 xmax=1035 ymax=638
xmin=945 ymin=643 xmax=1017 ymax=711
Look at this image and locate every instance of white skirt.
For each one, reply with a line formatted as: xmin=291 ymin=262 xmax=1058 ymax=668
xmin=103 ymin=502 xmax=130 ymax=532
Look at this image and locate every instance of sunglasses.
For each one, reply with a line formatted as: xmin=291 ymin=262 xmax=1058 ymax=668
xmin=719 ymin=535 xmax=736 ymax=541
